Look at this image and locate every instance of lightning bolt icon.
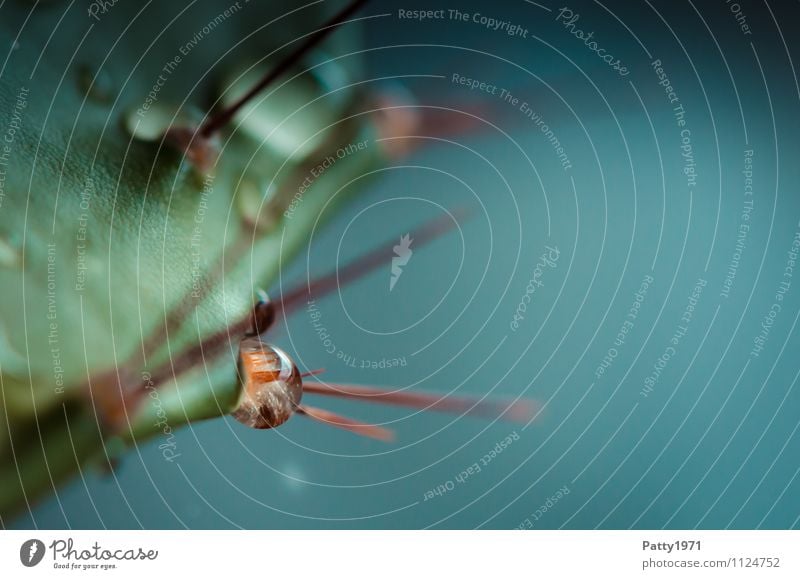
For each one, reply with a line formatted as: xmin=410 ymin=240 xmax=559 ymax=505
xmin=390 ymin=234 xmax=413 ymax=291
xmin=28 ymin=542 xmax=38 ymax=563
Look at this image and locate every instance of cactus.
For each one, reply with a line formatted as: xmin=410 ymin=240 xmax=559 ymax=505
xmin=0 ymin=0 xmax=534 ymax=522
xmin=0 ymin=0 xmax=391 ymax=519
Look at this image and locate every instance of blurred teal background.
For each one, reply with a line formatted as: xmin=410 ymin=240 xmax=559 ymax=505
xmin=13 ymin=0 xmax=800 ymax=529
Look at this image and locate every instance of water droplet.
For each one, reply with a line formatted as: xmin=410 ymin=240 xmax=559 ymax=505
xmin=77 ymin=64 xmax=114 ymax=104
xmin=124 ymin=103 xmax=175 ymax=142
xmin=124 ymin=103 xmax=205 ymax=144
xmin=0 ymin=238 xmax=20 ymax=268
xmin=236 ymin=179 xmax=277 ymax=231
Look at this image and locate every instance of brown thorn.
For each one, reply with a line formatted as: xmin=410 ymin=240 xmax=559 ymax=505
xmin=134 ymin=0 xmax=374 ymax=368
xmin=140 ymin=315 xmax=252 ymax=395
xmin=135 ymin=290 xmax=272 ymax=396
xmin=296 ymin=404 xmax=395 ymax=442
xmin=302 ymin=382 xmax=537 ymax=423
xmin=277 ymin=207 xmax=470 ymax=318
xmin=200 ymin=0 xmax=372 ymax=138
